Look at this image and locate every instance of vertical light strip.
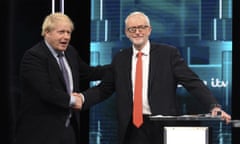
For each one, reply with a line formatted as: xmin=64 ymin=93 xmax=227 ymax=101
xmin=91 ymin=0 xmax=94 ymax=20
xmin=96 ymin=21 xmax=99 ymax=41
xmin=219 ymin=0 xmax=222 ymax=19
xmin=100 ymin=0 xmax=103 ymax=20
xmin=228 ymin=0 xmax=232 ymax=18
xmin=52 ymin=0 xmax=55 ymax=13
xmin=223 ymin=19 xmax=226 ymax=40
xmin=187 ymin=47 xmax=190 ymax=65
xmin=97 ymin=120 xmax=101 ymax=144
xmin=213 ymin=18 xmax=217 ymax=40
xmin=199 ymin=0 xmax=202 ymax=40
xmin=60 ymin=0 xmax=64 ymax=13
xmin=104 ymin=20 xmax=108 ymax=41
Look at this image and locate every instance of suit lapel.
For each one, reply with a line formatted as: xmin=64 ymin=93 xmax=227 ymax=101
xmin=148 ymin=44 xmax=158 ymax=93
xmin=42 ymin=42 xmax=67 ymax=87
xmin=126 ymin=49 xmax=133 ymax=91
xmin=122 ymin=48 xmax=133 ymax=98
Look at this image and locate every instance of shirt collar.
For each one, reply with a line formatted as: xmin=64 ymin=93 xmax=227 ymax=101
xmin=44 ymin=40 xmax=64 ymax=58
xmin=132 ymin=40 xmax=150 ymax=57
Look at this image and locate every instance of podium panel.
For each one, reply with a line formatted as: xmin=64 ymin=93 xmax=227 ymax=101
xmin=164 ymin=126 xmax=209 ymax=144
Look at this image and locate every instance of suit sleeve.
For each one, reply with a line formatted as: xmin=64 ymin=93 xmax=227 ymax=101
xmin=171 ymin=47 xmax=219 ymax=110
xmin=82 ymin=64 xmax=115 ymax=110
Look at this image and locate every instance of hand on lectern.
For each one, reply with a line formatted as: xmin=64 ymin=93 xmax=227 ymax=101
xmin=211 ymin=106 xmax=231 ymax=124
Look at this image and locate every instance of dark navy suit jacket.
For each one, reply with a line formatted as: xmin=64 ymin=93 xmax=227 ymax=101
xmin=15 ymin=41 xmax=108 ymax=144
xmin=82 ymin=42 xmax=219 ymax=144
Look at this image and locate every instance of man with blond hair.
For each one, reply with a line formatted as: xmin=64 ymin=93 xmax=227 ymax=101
xmin=14 ymin=12 xmax=108 ymax=144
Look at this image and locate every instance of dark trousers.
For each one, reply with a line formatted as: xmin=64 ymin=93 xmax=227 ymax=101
xmin=60 ymin=124 xmax=76 ymax=144
xmin=123 ymin=116 xmax=163 ymax=144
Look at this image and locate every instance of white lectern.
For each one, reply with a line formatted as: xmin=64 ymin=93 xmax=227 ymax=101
xmin=150 ymin=114 xmax=222 ymax=144
xmin=164 ymin=126 xmax=209 ymax=144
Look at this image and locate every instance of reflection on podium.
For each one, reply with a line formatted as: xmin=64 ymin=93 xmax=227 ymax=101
xmin=150 ymin=114 xmax=225 ymax=144
xmin=164 ymin=127 xmax=209 ymax=144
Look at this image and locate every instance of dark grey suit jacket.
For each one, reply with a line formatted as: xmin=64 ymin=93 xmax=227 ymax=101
xmin=83 ymin=42 xmax=219 ymax=144
xmin=15 ymin=41 xmax=108 ymax=144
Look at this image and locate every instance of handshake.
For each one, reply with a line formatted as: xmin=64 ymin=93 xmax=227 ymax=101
xmin=71 ymin=92 xmax=84 ymax=110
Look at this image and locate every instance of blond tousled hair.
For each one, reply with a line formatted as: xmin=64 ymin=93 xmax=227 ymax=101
xmin=41 ymin=12 xmax=74 ymax=36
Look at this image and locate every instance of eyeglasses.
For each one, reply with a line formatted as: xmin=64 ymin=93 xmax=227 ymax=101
xmin=127 ymin=25 xmax=149 ymax=33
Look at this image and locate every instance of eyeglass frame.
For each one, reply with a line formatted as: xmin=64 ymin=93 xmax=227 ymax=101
xmin=126 ymin=25 xmax=150 ymax=33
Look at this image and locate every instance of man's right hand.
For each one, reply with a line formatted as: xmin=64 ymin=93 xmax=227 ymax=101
xmin=71 ymin=92 xmax=84 ymax=110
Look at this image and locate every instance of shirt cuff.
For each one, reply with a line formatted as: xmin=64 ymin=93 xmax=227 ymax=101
xmin=80 ymin=93 xmax=85 ymax=103
xmin=69 ymin=96 xmax=76 ymax=106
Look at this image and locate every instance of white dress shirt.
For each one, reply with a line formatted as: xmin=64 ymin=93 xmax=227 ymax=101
xmin=131 ymin=40 xmax=151 ymax=115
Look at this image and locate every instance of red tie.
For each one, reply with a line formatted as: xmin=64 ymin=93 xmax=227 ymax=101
xmin=133 ymin=51 xmax=143 ymax=128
